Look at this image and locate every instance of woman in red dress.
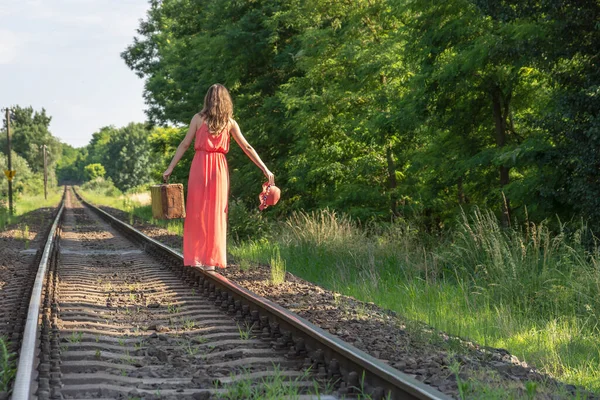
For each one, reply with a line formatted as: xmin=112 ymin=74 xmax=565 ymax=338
xmin=162 ymin=84 xmax=274 ymax=271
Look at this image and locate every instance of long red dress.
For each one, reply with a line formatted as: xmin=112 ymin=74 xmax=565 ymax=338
xmin=183 ymin=121 xmax=229 ymax=268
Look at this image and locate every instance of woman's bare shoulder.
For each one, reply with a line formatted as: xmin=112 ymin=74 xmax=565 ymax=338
xmin=191 ymin=113 xmax=203 ymax=129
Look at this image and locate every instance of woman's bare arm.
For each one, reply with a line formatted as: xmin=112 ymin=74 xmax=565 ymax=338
xmin=163 ymin=114 xmax=201 ymax=181
xmin=230 ymin=120 xmax=274 ymax=185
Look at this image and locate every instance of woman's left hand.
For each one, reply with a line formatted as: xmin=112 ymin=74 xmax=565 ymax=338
xmin=162 ymin=167 xmax=173 ymax=183
xmin=264 ymin=169 xmax=275 ymax=185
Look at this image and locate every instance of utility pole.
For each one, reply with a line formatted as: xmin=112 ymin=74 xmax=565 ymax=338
xmin=3 ymin=108 xmax=14 ymax=215
xmin=42 ymin=144 xmax=48 ymax=200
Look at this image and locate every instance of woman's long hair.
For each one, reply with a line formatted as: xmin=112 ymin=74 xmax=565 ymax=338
xmin=199 ymin=84 xmax=233 ymax=134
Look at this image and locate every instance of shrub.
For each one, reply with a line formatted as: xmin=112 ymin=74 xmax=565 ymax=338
xmin=228 ymin=199 xmax=271 ymax=242
xmin=81 ymin=177 xmax=122 ymax=197
xmin=83 ymin=163 xmax=106 ymax=180
xmin=126 ymin=183 xmax=152 ymax=195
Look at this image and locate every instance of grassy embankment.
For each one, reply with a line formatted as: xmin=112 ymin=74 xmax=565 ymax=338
xmin=0 ymin=189 xmax=63 ymax=230
xmin=78 ymin=186 xmax=600 ymax=395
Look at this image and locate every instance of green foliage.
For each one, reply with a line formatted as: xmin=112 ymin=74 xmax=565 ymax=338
xmin=80 ymin=177 xmax=122 ymax=197
xmin=0 ymin=105 xmax=62 ymax=199
xmin=103 ymin=123 xmax=158 ymax=192
xmin=0 ymin=106 xmax=61 ymax=176
xmin=227 ymin=199 xmax=271 ymax=243
xmin=122 ymin=0 xmax=307 ymax=212
xmin=0 ymin=151 xmax=44 ymax=199
xmin=120 ymin=0 xmax=600 ymax=228
xmin=539 ymin=2 xmax=600 ymax=226
xmin=57 ymin=144 xmax=86 ymax=183
xmin=402 ymin=0 xmax=555 ymax=225
xmin=67 ymin=123 xmax=160 ymax=192
xmin=83 ymin=163 xmax=106 ymax=181
xmin=0 ymin=336 xmax=15 ymax=392
xmin=126 ymin=183 xmax=151 ymax=194
xmin=148 ymin=126 xmax=189 ymax=184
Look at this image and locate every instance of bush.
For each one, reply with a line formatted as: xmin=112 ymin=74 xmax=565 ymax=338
xmin=228 ymin=199 xmax=271 ymax=242
xmin=126 ymin=183 xmax=152 ymax=195
xmin=84 ymin=163 xmax=106 ymax=180
xmin=81 ymin=177 xmax=122 ymax=197
xmin=0 ymin=151 xmax=41 ymax=196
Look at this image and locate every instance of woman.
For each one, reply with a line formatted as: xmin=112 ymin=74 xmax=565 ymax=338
xmin=162 ymin=84 xmax=274 ymax=271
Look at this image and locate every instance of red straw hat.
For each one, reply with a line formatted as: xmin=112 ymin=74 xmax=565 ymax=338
xmin=259 ymin=182 xmax=280 ymax=210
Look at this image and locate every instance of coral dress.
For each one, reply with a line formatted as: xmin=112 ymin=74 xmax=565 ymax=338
xmin=183 ymin=121 xmax=229 ymax=268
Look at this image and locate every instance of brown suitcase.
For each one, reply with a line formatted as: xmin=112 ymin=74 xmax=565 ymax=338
xmin=150 ymin=183 xmax=186 ymax=219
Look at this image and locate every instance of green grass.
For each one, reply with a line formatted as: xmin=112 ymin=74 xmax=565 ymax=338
xmin=67 ymin=331 xmax=83 ymax=343
xmin=13 ymin=190 xmax=63 ymax=215
xmin=269 ymin=246 xmax=286 ymax=285
xmin=0 ymin=189 xmax=62 ymax=230
xmin=76 ymin=189 xmax=600 ymax=394
xmin=215 ymin=365 xmax=321 ymax=400
xmin=0 ymin=336 xmax=16 ymax=393
xmin=237 ymin=322 xmax=255 ymax=341
xmin=230 ymin=209 xmax=600 ymax=394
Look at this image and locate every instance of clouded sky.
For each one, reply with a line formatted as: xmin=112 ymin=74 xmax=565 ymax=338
xmin=0 ymin=0 xmax=150 ymax=147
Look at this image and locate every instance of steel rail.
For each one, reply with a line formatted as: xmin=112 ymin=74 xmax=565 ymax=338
xmin=12 ymin=195 xmax=65 ymax=400
xmin=74 ymin=188 xmax=451 ymax=400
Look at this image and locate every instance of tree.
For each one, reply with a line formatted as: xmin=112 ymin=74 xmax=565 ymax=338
xmin=273 ymin=0 xmax=414 ymax=219
xmin=403 ymin=0 xmax=551 ymax=225
xmin=87 ymin=126 xmax=118 ymax=165
xmin=537 ymin=0 xmax=600 ymax=226
xmin=56 ymin=144 xmax=86 ymax=184
xmin=103 ymin=123 xmax=158 ymax=192
xmin=1 ymin=106 xmax=61 ymax=176
xmin=148 ymin=126 xmax=189 ymax=184
xmin=123 ymin=0 xmax=309 ymax=210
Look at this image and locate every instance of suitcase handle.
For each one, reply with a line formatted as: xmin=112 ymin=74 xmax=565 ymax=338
xmin=163 ymin=176 xmax=169 ymax=184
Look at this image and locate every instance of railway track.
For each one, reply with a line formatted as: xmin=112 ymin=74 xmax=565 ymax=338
xmin=10 ymin=188 xmax=450 ymax=400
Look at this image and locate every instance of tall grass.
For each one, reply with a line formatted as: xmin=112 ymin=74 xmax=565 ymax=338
xmin=270 ymin=246 xmax=286 ymax=285
xmin=450 ymin=210 xmax=599 ymax=331
xmin=230 ymin=209 xmax=600 ymax=392
xmin=0 ymin=336 xmax=15 ymax=392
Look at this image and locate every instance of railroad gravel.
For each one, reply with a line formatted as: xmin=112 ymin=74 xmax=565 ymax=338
xmin=0 ymin=205 xmax=58 ymax=397
xmin=48 ymin=195 xmax=317 ymax=399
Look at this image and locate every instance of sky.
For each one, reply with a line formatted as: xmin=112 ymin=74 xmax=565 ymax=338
xmin=0 ymin=0 xmax=150 ymax=148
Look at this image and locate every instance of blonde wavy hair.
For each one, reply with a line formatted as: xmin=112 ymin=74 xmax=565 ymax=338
xmin=199 ymin=84 xmax=233 ymax=134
